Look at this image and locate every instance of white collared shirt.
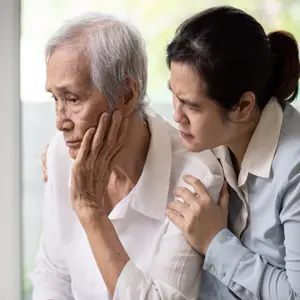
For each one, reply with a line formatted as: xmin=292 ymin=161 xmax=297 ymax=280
xmin=32 ymin=108 xmax=224 ymax=300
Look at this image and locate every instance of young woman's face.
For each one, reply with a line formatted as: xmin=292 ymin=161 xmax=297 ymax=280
xmin=169 ymin=62 xmax=240 ymax=152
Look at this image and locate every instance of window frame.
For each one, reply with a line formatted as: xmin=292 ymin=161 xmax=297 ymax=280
xmin=0 ymin=0 xmax=22 ymax=299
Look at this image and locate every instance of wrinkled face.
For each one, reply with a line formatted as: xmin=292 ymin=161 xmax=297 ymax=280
xmin=170 ymin=62 xmax=237 ymax=152
xmin=46 ymin=46 xmax=109 ymax=159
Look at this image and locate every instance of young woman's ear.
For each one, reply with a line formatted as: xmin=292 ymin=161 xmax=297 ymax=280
xmin=228 ymin=91 xmax=256 ymax=123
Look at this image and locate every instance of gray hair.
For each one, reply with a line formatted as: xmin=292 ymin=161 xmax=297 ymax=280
xmin=45 ymin=12 xmax=148 ymax=116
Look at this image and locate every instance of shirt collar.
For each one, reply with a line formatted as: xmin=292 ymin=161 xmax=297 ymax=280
xmin=213 ymin=146 xmax=241 ymax=194
xmin=214 ymin=98 xmax=283 ymax=187
xmin=107 ymin=107 xmax=172 ymax=221
xmin=238 ymin=98 xmax=283 ymax=185
xmin=129 ymin=108 xmax=172 ymax=220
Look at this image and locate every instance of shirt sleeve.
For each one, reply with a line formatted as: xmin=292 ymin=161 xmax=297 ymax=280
xmin=113 ymin=172 xmax=224 ymax=300
xmin=113 ymin=221 xmax=202 ymax=300
xmin=203 ymin=171 xmax=300 ymax=299
xmin=31 ymin=135 xmax=74 ymax=300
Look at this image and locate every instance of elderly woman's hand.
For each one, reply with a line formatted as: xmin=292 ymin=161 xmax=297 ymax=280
xmin=71 ymin=111 xmax=128 ymax=223
xmin=41 ymin=144 xmax=49 ymax=182
xmin=167 ymin=175 xmax=229 ymax=256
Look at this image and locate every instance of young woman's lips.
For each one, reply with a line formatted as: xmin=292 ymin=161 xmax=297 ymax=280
xmin=180 ymin=131 xmax=194 ymax=141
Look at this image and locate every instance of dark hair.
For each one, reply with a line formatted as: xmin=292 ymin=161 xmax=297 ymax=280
xmin=166 ymin=6 xmax=300 ymax=110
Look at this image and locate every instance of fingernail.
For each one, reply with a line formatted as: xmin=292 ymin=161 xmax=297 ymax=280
xmin=114 ymin=111 xmax=121 ymax=118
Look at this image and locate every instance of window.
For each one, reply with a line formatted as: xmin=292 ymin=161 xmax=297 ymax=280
xmin=20 ymin=1 xmax=300 ymax=299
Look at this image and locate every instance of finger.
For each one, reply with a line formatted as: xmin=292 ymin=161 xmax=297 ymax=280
xmin=42 ymin=159 xmax=48 ymax=182
xmin=174 ymin=186 xmax=205 ymax=217
xmin=76 ymin=127 xmax=96 ymax=163
xmin=43 ymin=174 xmax=48 ymax=183
xmin=41 ymin=144 xmax=49 ymax=167
xmin=41 ymin=144 xmax=49 ymax=182
xmin=173 ymin=187 xmax=195 ymax=206
xmin=183 ymin=174 xmax=209 ymax=199
xmin=105 ymin=111 xmax=122 ymax=149
xmin=41 ymin=153 xmax=46 ymax=167
xmin=117 ymin=117 xmax=129 ymax=145
xmin=41 ymin=153 xmax=46 ymax=171
xmin=106 ymin=117 xmax=129 ymax=170
xmin=91 ymin=112 xmax=109 ymax=156
xmin=219 ymin=181 xmax=230 ymax=215
xmin=166 ymin=208 xmax=185 ymax=232
xmin=168 ymin=199 xmax=191 ymax=220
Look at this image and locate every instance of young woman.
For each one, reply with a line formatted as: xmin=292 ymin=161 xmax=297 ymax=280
xmin=166 ymin=6 xmax=300 ymax=300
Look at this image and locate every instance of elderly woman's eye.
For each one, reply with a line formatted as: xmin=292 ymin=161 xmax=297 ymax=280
xmin=68 ymin=97 xmax=79 ymax=103
xmin=51 ymin=94 xmax=58 ymax=102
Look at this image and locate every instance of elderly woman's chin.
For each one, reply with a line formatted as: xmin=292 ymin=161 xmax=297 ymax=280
xmin=69 ymin=148 xmax=79 ymax=160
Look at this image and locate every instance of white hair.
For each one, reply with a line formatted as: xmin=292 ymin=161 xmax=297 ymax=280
xmin=45 ymin=12 xmax=148 ymax=116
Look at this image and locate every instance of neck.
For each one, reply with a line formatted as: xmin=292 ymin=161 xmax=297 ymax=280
xmin=105 ymin=112 xmax=151 ymax=214
xmin=228 ymin=110 xmax=261 ymax=175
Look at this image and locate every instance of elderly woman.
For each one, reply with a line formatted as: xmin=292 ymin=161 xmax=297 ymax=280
xmin=33 ymin=12 xmax=224 ymax=300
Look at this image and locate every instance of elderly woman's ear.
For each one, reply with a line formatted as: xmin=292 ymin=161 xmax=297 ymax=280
xmin=116 ymin=78 xmax=140 ymax=117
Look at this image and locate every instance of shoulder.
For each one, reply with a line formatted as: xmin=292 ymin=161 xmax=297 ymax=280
xmin=279 ymin=104 xmax=300 ymax=148
xmin=270 ymin=105 xmax=300 ymax=200
xmin=274 ymin=104 xmax=300 ymax=175
xmin=165 ymin=120 xmax=224 ymax=202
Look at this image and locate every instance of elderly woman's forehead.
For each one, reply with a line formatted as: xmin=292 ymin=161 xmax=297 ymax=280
xmin=47 ymin=46 xmax=89 ymax=72
xmin=46 ymin=48 xmax=92 ymax=90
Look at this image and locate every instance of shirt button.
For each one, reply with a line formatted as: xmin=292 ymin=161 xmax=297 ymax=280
xmin=209 ymin=265 xmax=216 ymax=273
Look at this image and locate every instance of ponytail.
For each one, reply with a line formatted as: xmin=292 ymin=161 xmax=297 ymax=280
xmin=268 ymin=31 xmax=300 ymax=104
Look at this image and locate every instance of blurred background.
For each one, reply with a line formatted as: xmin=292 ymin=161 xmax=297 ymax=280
xmin=20 ymin=0 xmax=300 ymax=299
